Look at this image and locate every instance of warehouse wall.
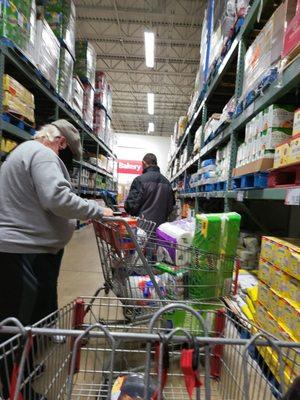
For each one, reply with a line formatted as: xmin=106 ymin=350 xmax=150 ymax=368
xmin=116 ymin=133 xmax=171 ymax=186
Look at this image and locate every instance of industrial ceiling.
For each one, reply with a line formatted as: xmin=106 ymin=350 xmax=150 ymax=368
xmin=75 ymin=0 xmax=204 ymax=136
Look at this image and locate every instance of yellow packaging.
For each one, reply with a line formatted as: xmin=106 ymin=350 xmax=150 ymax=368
xmin=289 ymin=133 xmax=300 ymax=164
xmin=274 ymin=243 xmax=289 ymax=271
xmin=247 ymin=285 xmax=258 ymax=302
xmin=257 ymin=281 xmax=270 ymax=309
xmin=245 ymin=295 xmax=256 ymax=315
xmin=260 ymin=237 xmax=274 ymax=263
xmin=274 ymin=140 xmax=291 ymax=167
xmin=258 ymin=258 xmax=275 ymax=286
xmin=292 ymin=108 xmax=300 ymax=136
xmin=273 ymin=144 xmax=282 ymax=168
xmin=278 ymin=298 xmax=300 ymax=341
xmin=276 ymin=271 xmax=300 ymax=306
xmin=3 ymin=74 xmax=35 ymax=109
xmin=289 ymin=247 xmax=300 ymax=281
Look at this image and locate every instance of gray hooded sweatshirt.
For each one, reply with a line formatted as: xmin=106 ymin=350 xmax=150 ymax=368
xmin=0 ymin=140 xmax=104 ymax=254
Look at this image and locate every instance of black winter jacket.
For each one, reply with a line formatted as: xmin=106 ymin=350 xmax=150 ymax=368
xmin=124 ymin=166 xmax=175 ymax=226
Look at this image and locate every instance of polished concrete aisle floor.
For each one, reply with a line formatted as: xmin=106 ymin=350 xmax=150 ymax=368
xmin=57 ymin=225 xmax=103 ymax=307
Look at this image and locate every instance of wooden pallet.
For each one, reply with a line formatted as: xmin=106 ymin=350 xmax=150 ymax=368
xmin=268 ymin=163 xmax=300 ymax=188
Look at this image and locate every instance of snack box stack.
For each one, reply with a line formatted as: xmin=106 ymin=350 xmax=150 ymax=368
xmin=74 ymin=40 xmax=97 ymax=89
xmin=58 ymin=47 xmax=74 ymax=104
xmin=177 ymin=116 xmax=188 ymax=140
xmin=255 ymin=236 xmax=300 ymax=385
xmin=34 ymin=19 xmax=60 ymax=90
xmin=44 ymin=0 xmax=76 ymax=59
xmin=24 ymin=0 xmax=37 ymax=62
xmin=274 ymin=108 xmax=300 ymax=168
xmin=72 ymin=77 xmax=84 ymax=118
xmin=3 ymin=74 xmax=35 ymax=124
xmin=0 ymin=137 xmax=18 ymax=154
xmin=82 ymin=83 xmax=95 ymax=129
xmin=0 ymin=0 xmax=31 ymax=53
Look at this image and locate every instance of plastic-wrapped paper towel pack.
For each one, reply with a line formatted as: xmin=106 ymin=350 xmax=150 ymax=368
xmin=156 ymin=218 xmax=195 ymax=266
xmin=190 ymin=212 xmax=241 ymax=299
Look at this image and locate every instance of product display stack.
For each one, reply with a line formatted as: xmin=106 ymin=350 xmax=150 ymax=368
xmin=44 ymin=0 xmax=76 ymax=105
xmin=75 ymin=40 xmax=97 ymax=129
xmin=94 ymin=71 xmax=108 ymax=142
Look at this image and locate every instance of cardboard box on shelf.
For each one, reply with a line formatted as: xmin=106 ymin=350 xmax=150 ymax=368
xmin=75 ymin=40 xmax=97 ymax=88
xmin=263 ymin=104 xmax=295 ymax=131
xmin=293 ymin=108 xmax=300 ymax=136
xmin=82 ymin=83 xmax=94 ymax=129
xmin=58 ymin=47 xmax=74 ymax=105
xmin=3 ymin=75 xmax=35 ymax=109
xmin=34 ymin=19 xmax=60 ymax=90
xmin=232 ymin=158 xmax=274 ymax=177
xmin=44 ymin=0 xmax=76 ymax=58
xmin=289 ymin=133 xmax=300 ymax=164
xmin=72 ymin=76 xmax=84 ymax=118
xmin=282 ymin=1 xmax=300 ymax=60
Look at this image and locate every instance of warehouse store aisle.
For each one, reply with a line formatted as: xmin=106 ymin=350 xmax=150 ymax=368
xmin=58 ymin=225 xmax=102 ymax=307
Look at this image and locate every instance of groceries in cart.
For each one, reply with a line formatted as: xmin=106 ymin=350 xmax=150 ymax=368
xmin=111 ymin=373 xmax=160 ymax=400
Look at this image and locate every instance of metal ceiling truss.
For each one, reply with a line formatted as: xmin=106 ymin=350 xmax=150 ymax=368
xmin=75 ymin=0 xmax=204 ymax=136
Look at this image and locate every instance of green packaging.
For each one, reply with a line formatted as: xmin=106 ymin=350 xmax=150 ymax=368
xmin=0 ymin=0 xmax=31 ymax=52
xmin=189 ymin=212 xmax=241 ymax=300
xmin=58 ymin=47 xmax=74 ymax=104
xmin=74 ymin=40 xmax=96 ymax=88
xmin=44 ymin=0 xmax=76 ymax=58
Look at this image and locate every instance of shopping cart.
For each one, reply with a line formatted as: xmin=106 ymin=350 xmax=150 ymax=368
xmin=0 ymin=297 xmax=299 ymax=400
xmin=92 ymin=217 xmax=240 ymax=317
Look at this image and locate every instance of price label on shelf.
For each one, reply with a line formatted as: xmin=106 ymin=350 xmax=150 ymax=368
xmin=237 ymin=191 xmax=244 ymax=202
xmin=285 ymin=188 xmax=300 ymax=206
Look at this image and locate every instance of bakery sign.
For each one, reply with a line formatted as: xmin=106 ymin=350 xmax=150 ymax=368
xmin=117 ymin=159 xmax=143 ymax=175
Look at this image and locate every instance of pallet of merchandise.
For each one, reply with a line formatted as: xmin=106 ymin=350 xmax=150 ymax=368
xmin=233 ymin=171 xmax=269 ymax=190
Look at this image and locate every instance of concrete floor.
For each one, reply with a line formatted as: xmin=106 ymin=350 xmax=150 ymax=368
xmin=58 ymin=225 xmax=103 ymax=307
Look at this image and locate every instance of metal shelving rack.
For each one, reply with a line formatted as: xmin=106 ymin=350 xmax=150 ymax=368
xmin=168 ymin=0 xmax=300 ymax=219
xmin=0 ymin=41 xmax=118 ymax=196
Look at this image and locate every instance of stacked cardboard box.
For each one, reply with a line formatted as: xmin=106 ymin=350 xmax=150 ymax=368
xmin=3 ymin=74 xmax=35 ymax=124
xmin=44 ymin=0 xmax=76 ymax=58
xmin=59 ymin=47 xmax=74 ymax=104
xmin=75 ymin=40 xmax=97 ymax=88
xmin=235 ymin=104 xmax=295 ymax=173
xmin=255 ymin=236 xmax=300 ymax=385
xmin=72 ymin=77 xmax=84 ymax=118
xmin=82 ymin=83 xmax=94 ymax=129
xmin=34 ymin=19 xmax=60 ymax=90
xmin=0 ymin=0 xmax=31 ymax=53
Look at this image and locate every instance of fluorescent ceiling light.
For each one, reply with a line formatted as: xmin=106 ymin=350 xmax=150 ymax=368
xmin=144 ymin=31 xmax=155 ymax=68
xmin=147 ymin=93 xmax=154 ymax=115
xmin=148 ymin=122 xmax=154 ymax=133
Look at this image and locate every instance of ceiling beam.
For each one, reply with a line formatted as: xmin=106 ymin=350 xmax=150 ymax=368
xmin=94 ymin=67 xmax=196 ymax=78
xmin=96 ymin=53 xmax=198 ymax=64
xmin=77 ymin=34 xmax=199 ymax=48
xmin=76 ymin=6 xmax=202 ymax=28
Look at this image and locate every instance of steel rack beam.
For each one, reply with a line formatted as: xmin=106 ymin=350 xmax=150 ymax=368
xmin=0 ymin=44 xmax=116 ymax=160
xmin=74 ymin=160 xmax=113 ymax=179
xmin=178 ymin=188 xmax=287 ymax=201
xmin=170 ymin=153 xmax=200 ymax=183
xmin=1 ymin=120 xmax=33 ymax=141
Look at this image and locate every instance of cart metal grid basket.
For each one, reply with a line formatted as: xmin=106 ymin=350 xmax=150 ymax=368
xmin=0 ymin=296 xmax=299 ymax=400
xmin=92 ymin=218 xmax=240 ymax=308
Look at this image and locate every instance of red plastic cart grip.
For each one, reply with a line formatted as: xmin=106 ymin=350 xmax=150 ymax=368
xmin=210 ymin=309 xmax=226 ymax=378
xmin=69 ymin=298 xmax=85 ymax=374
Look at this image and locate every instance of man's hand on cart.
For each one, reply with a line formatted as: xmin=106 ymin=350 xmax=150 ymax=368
xmin=102 ymin=207 xmax=114 ymax=217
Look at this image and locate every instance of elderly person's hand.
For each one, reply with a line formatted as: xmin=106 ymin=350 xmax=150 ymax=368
xmin=102 ymin=207 xmax=114 ymax=217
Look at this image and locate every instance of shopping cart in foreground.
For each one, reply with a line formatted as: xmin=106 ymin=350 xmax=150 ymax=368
xmin=0 ymin=297 xmax=299 ymax=400
xmin=91 ymin=217 xmax=240 ymax=320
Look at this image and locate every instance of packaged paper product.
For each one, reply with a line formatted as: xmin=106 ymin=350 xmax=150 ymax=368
xmin=44 ymin=0 xmax=76 ymax=58
xmin=0 ymin=0 xmax=31 ymax=53
xmin=34 ymin=19 xmax=60 ymax=90
xmin=263 ymin=104 xmax=295 ymax=131
xmin=260 ymin=128 xmax=292 ymax=151
xmin=75 ymin=40 xmax=97 ymax=88
xmin=293 ymin=108 xmax=300 ymax=136
xmin=203 ymin=114 xmax=221 ymax=143
xmin=177 ymin=116 xmax=188 ymax=138
xmin=127 ymin=275 xmax=167 ymax=305
xmin=93 ymin=108 xmax=106 ymax=140
xmin=72 ymin=76 xmax=84 ymax=117
xmin=156 ymin=218 xmax=195 ymax=266
xmin=24 ymin=0 xmax=36 ymax=62
xmin=190 ymin=212 xmax=241 ymax=299
xmin=82 ymin=83 xmax=95 ymax=129
xmin=193 ymin=126 xmax=202 ymax=154
xmin=94 ymin=71 xmax=108 ymax=109
xmin=58 ymin=47 xmax=74 ymax=104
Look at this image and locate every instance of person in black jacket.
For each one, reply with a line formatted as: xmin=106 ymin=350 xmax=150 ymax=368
xmin=124 ymin=153 xmax=175 ymax=226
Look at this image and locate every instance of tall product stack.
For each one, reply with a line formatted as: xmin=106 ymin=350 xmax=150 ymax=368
xmin=44 ymin=0 xmax=76 ymax=105
xmin=94 ymin=71 xmax=108 ymax=141
xmin=75 ymin=40 xmax=97 ymax=129
xmin=0 ymin=0 xmax=32 ymax=54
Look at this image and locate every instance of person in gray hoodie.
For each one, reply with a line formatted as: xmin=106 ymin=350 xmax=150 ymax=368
xmin=0 ymin=120 xmax=113 ymax=399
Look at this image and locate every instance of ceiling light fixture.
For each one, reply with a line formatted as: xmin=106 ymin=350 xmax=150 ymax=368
xmin=148 ymin=122 xmax=154 ymax=133
xmin=147 ymin=93 xmax=154 ymax=115
xmin=144 ymin=31 xmax=155 ymax=68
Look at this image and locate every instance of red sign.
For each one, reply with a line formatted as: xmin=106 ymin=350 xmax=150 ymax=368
xmin=118 ymin=159 xmax=143 ymax=175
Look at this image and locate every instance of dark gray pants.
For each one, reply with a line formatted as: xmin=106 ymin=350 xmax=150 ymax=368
xmin=0 ymin=250 xmax=64 ymax=399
